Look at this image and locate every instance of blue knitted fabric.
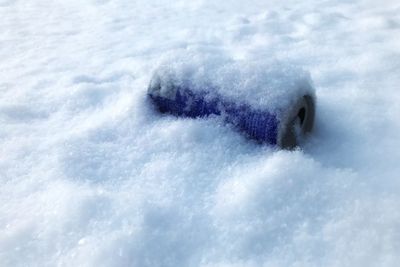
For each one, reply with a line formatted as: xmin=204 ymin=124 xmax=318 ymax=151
xmin=150 ymin=87 xmax=278 ymax=145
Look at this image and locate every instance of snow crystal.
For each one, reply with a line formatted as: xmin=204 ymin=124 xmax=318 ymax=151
xmin=150 ymin=53 xmax=315 ymax=115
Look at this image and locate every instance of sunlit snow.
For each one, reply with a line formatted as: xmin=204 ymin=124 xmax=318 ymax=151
xmin=1 ymin=0 xmax=400 ymax=266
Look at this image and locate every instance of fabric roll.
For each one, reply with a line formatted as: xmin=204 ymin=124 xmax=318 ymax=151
xmin=148 ymin=59 xmax=316 ymax=148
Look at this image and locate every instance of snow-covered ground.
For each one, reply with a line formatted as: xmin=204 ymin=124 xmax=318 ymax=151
xmin=1 ymin=0 xmax=400 ymax=266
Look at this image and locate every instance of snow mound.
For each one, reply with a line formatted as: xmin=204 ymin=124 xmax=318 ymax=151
xmin=150 ymin=54 xmax=315 ymax=113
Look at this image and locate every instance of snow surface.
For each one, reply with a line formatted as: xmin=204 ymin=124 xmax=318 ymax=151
xmin=1 ymin=0 xmax=400 ymax=266
xmin=149 ymin=55 xmax=315 ymax=114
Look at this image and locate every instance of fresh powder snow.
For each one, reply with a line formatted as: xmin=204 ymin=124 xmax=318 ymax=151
xmin=149 ymin=54 xmax=315 ymax=114
xmin=1 ymin=0 xmax=400 ymax=266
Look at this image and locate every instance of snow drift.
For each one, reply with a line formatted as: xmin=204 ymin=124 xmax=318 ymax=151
xmin=1 ymin=0 xmax=400 ymax=266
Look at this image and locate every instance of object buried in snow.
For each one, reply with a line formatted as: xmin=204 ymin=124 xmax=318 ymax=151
xmin=148 ymin=60 xmax=315 ymax=149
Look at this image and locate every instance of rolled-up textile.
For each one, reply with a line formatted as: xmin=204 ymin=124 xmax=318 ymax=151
xmin=148 ymin=58 xmax=315 ymax=148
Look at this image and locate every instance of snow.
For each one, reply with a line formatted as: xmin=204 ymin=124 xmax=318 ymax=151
xmin=1 ymin=0 xmax=400 ymax=266
xmin=149 ymin=55 xmax=315 ymax=113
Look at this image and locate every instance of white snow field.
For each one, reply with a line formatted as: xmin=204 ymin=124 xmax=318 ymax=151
xmin=1 ymin=0 xmax=400 ymax=266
